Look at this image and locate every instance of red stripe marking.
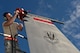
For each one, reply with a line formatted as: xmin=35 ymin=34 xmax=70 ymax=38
xmin=5 ymin=37 xmax=18 ymax=42
xmin=33 ymin=17 xmax=53 ymax=24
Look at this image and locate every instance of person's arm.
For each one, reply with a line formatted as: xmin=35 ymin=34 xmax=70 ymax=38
xmin=4 ymin=10 xmax=19 ymax=26
xmin=17 ymin=23 xmax=23 ymax=31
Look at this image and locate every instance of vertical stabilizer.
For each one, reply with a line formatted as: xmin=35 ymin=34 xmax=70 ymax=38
xmin=24 ymin=14 xmax=80 ymax=53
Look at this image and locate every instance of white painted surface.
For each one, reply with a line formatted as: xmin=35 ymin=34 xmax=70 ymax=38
xmin=24 ymin=14 xmax=80 ymax=53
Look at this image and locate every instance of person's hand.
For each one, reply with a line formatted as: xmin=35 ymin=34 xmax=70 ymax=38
xmin=20 ymin=23 xmax=23 ymax=27
xmin=15 ymin=10 xmax=19 ymax=15
xmin=18 ymin=23 xmax=23 ymax=31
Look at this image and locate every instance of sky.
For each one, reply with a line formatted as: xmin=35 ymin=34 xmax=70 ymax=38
xmin=0 ymin=0 xmax=80 ymax=53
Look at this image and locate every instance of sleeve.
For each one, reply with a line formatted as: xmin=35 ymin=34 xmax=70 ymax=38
xmin=14 ymin=22 xmax=19 ymax=28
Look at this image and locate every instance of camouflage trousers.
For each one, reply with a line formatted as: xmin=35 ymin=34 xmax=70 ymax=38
xmin=4 ymin=40 xmax=25 ymax=53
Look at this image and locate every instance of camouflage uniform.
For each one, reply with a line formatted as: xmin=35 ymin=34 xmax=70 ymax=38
xmin=3 ymin=22 xmax=24 ymax=53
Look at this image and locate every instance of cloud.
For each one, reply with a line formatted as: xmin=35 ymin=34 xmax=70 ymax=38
xmin=35 ymin=0 xmax=47 ymax=16
xmin=61 ymin=0 xmax=80 ymax=49
xmin=74 ymin=33 xmax=80 ymax=39
xmin=38 ymin=0 xmax=53 ymax=9
xmin=62 ymin=0 xmax=80 ymax=37
xmin=36 ymin=0 xmax=53 ymax=16
xmin=47 ymin=4 xmax=53 ymax=10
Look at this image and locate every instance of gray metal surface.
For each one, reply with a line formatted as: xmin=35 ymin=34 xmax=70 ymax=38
xmin=24 ymin=14 xmax=80 ymax=53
